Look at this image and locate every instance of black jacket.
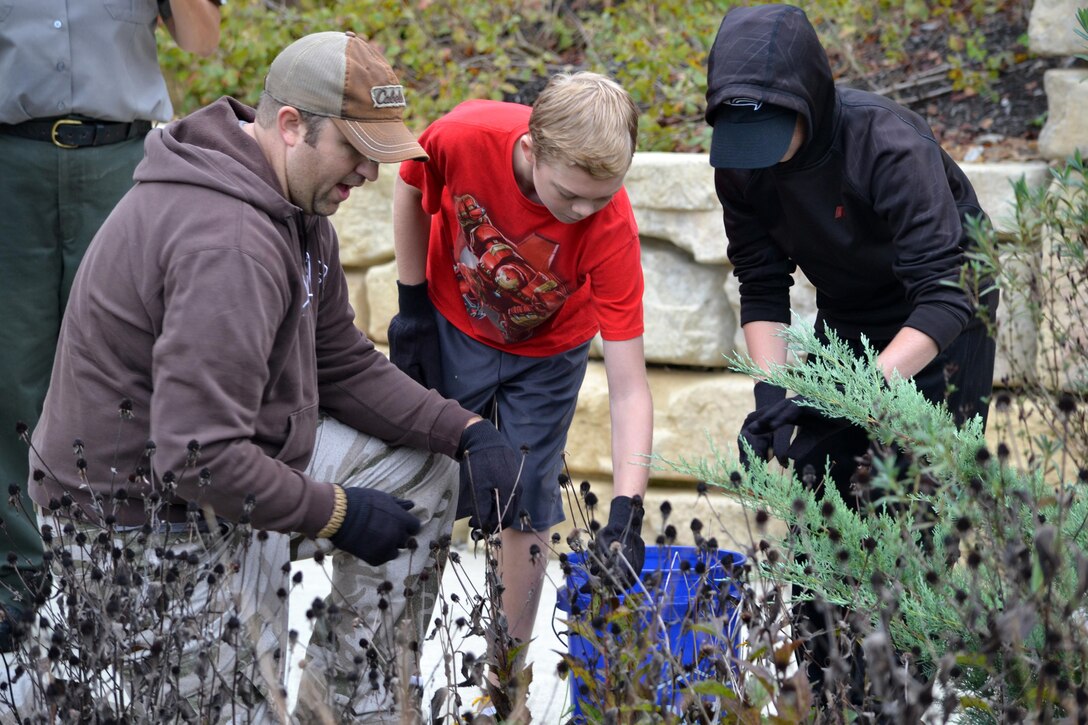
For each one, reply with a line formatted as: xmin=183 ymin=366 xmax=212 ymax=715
xmin=707 ymin=4 xmax=986 ymax=350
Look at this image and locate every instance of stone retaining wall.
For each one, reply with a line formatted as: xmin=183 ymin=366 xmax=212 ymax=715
xmin=340 ymin=0 xmax=1080 ymax=543
xmin=1029 ymin=0 xmax=1088 ymax=160
xmin=333 ymin=152 xmax=1059 ymax=537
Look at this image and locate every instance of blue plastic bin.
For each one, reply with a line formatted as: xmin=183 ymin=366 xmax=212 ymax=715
xmin=555 ymin=545 xmax=746 ymax=721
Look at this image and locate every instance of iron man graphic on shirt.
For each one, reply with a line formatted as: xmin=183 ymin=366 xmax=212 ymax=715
xmin=453 ymin=194 xmax=571 ymax=343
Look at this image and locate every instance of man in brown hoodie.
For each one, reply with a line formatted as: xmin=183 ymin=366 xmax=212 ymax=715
xmin=25 ymin=32 xmax=521 ymax=723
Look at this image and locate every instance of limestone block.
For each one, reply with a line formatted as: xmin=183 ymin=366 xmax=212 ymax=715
xmin=1028 ymin=0 xmax=1086 ymax=56
xmin=564 ymin=364 xmax=754 ymax=483
xmin=363 ymin=259 xmax=398 ymax=344
xmin=626 ymin=152 xmax=719 ymax=210
xmin=640 ymin=239 xmax=736 ymax=367
xmin=564 ymin=364 xmax=612 ymax=476
xmin=650 ymin=369 xmax=754 ymax=481
xmin=959 ymin=162 xmax=1053 ymax=235
xmin=331 ymin=163 xmax=399 ymax=268
xmin=992 ymin=248 xmax=1042 ymax=387
xmin=1034 ymin=185 xmax=1088 ymax=391
xmin=344 ymin=270 xmax=369 ymax=334
xmin=984 ymin=390 xmax=1084 ymax=482
xmin=1038 ymin=69 xmax=1088 ymax=161
xmin=632 ymin=207 xmax=729 ymax=264
xmin=626 ymin=152 xmax=728 ymax=263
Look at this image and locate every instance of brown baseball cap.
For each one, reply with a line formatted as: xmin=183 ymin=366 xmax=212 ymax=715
xmin=265 ymin=31 xmax=428 ymax=163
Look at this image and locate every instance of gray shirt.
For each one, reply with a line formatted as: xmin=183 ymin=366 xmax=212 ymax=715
xmin=0 ymin=0 xmax=173 ymax=124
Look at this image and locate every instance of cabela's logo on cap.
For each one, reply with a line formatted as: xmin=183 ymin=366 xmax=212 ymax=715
xmin=725 ymin=97 xmax=764 ymax=110
xmin=371 ymin=85 xmax=406 ymax=109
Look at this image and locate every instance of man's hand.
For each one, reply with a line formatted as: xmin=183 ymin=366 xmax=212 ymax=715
xmin=591 ymin=495 xmax=645 ymax=592
xmin=329 ymin=488 xmax=421 ymax=565
xmin=388 ymin=281 xmax=443 ymax=390
xmin=457 ymin=421 xmax=521 ymax=532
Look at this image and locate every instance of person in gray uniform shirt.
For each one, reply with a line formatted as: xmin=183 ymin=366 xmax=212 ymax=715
xmin=0 ymin=0 xmax=223 ymax=651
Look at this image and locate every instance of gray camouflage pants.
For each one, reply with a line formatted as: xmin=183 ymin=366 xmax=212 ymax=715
xmin=295 ymin=416 xmax=460 ymax=723
xmin=22 ymin=416 xmax=458 ymax=725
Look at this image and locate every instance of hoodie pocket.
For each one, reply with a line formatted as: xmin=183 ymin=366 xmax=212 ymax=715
xmin=277 ymin=404 xmax=319 ymax=468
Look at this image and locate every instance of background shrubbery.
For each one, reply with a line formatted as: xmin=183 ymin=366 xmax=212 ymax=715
xmin=157 ymin=0 xmax=1027 ymax=152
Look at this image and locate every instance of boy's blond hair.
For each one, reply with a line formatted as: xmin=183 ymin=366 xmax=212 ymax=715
xmin=528 ymin=72 xmax=638 ymax=180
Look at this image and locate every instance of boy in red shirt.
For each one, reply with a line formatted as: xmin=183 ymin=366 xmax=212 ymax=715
xmin=391 ymin=72 xmax=652 ymax=697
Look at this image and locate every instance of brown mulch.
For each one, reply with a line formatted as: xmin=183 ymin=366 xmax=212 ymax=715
xmin=825 ymin=2 xmax=1071 ymax=163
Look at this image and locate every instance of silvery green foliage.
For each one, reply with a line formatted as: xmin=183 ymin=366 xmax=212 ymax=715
xmin=671 ymin=313 xmax=1088 ymax=720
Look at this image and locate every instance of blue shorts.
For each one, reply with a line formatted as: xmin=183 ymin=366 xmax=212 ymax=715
xmin=435 ymin=315 xmax=590 ymax=532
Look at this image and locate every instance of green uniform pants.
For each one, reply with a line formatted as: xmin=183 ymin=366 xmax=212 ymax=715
xmin=0 ymin=132 xmax=146 ymax=615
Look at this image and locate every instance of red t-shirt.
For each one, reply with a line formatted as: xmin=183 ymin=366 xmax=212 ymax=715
xmin=399 ymin=100 xmax=644 ymax=357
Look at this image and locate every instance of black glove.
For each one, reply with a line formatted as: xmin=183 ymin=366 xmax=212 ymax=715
xmin=738 ymin=381 xmax=791 ymax=466
xmin=591 ymin=495 xmax=646 ymax=592
xmin=740 ymin=386 xmax=829 ymax=467
xmin=457 ymin=421 xmax=521 ymax=532
xmin=388 ymin=281 xmax=443 ymax=390
xmin=330 ymin=487 xmax=421 ymax=565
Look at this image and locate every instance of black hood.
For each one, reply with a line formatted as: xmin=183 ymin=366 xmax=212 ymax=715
xmin=705 ymin=4 xmax=837 ymax=164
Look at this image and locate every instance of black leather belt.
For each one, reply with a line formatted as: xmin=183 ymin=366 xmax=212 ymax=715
xmin=0 ymin=117 xmax=153 ymax=148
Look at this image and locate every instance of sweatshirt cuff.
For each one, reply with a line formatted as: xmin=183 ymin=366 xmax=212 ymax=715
xmin=431 ymin=402 xmax=478 ymax=459
xmin=902 ymin=303 xmax=970 ymax=352
xmin=300 ymin=482 xmax=339 ymax=539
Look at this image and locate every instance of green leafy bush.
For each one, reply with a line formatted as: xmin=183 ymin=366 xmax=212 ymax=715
xmin=157 ymin=0 xmax=1017 ymax=153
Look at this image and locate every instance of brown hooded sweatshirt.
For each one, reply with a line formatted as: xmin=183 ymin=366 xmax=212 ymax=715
xmin=29 ymin=98 xmax=473 ymax=537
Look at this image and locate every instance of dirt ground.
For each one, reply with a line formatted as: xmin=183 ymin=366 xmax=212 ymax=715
xmin=825 ymin=1 xmax=1074 ymax=162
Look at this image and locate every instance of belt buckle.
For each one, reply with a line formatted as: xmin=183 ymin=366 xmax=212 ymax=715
xmin=51 ymin=118 xmax=81 ymax=149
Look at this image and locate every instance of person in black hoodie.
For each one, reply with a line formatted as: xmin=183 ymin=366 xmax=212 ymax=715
xmin=705 ymin=1 xmax=997 ymax=706
xmin=708 ymin=3 xmax=997 ymax=492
